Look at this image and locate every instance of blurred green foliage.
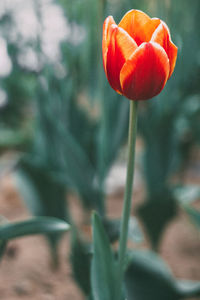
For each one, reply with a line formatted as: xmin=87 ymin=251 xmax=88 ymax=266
xmin=136 ymin=0 xmax=200 ymax=248
xmin=90 ymin=212 xmax=200 ymax=300
xmin=0 ymin=215 xmax=69 ymax=261
xmin=0 ymin=0 xmax=200 ymax=298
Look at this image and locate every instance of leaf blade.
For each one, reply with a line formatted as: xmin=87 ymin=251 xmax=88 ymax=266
xmin=91 ymin=212 xmax=117 ymax=300
xmin=0 ymin=217 xmax=70 ymax=240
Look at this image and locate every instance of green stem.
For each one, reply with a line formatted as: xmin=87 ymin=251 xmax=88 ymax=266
xmin=117 ymin=100 xmax=138 ymax=298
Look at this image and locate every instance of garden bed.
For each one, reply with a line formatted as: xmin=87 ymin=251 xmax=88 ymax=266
xmin=0 ymin=172 xmax=200 ymax=300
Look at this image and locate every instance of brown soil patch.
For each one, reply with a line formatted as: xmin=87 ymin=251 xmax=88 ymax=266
xmin=0 ymin=171 xmax=200 ymax=300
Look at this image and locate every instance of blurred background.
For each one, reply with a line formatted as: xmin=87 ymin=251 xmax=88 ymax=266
xmin=0 ymin=0 xmax=200 ymax=299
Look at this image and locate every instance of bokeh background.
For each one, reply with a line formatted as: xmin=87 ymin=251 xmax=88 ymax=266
xmin=0 ymin=0 xmax=200 ymax=299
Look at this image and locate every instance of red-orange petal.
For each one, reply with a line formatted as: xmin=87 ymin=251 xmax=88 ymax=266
xmin=102 ymin=16 xmax=116 ymax=75
xmin=118 ymin=9 xmax=160 ymax=46
xmin=120 ymin=42 xmax=170 ymax=100
xmin=106 ymin=25 xmax=138 ymax=93
xmin=151 ymin=21 xmax=178 ymax=78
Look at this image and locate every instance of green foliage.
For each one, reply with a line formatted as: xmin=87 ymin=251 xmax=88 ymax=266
xmin=70 ymin=231 xmax=91 ymax=296
xmin=91 ymin=212 xmax=119 ymax=300
xmin=0 ymin=216 xmax=69 ymax=260
xmin=0 ymin=0 xmax=200 ymax=297
xmin=137 ymin=103 xmax=178 ymax=249
xmin=0 ymin=9 xmax=36 ymax=151
xmin=137 ymin=193 xmax=177 ymax=249
xmin=135 ymin=0 xmax=200 ymax=249
xmin=16 ymin=155 xmax=69 ymax=263
xmin=12 ymin=0 xmax=130 ymax=234
xmin=0 ymin=2 xmax=130 ymax=265
xmin=184 ymin=205 xmax=200 ymax=231
xmin=125 ymin=250 xmax=200 ymax=300
xmin=0 ymin=216 xmax=8 ymax=259
xmin=16 ymin=157 xmax=69 ymax=221
xmin=0 ymin=217 xmax=69 ymax=240
xmin=98 ymin=94 xmax=129 ymax=182
xmin=101 ymin=218 xmax=121 ymax=243
xmin=101 ymin=216 xmax=144 ymax=244
xmin=174 ymin=185 xmax=200 ymax=205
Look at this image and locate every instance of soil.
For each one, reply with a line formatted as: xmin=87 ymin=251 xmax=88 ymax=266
xmin=0 ymin=160 xmax=200 ymax=300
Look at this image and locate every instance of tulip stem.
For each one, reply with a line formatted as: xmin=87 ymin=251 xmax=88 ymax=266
xmin=117 ymin=100 xmax=138 ymax=299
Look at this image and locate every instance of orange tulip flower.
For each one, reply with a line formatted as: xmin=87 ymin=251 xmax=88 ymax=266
xmin=102 ymin=9 xmax=178 ymax=100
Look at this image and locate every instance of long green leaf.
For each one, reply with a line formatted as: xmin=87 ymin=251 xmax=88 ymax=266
xmin=176 ymin=280 xmax=200 ymax=298
xmin=0 ymin=217 xmax=70 ymax=240
xmin=125 ymin=250 xmax=200 ymax=300
xmin=91 ymin=212 xmax=118 ymax=300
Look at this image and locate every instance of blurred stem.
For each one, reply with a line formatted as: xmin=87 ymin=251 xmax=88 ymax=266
xmin=117 ymin=100 xmax=138 ymax=299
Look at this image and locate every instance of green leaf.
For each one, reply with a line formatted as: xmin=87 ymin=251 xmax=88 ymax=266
xmin=175 ymin=280 xmax=200 ymax=298
xmin=91 ymin=212 xmax=118 ymax=300
xmin=102 ymin=218 xmax=120 ymax=243
xmin=184 ymin=205 xmax=200 ymax=230
xmin=102 ymin=217 xmax=144 ymax=244
xmin=70 ymin=231 xmax=91 ymax=296
xmin=125 ymin=250 xmax=200 ymax=300
xmin=0 ymin=217 xmax=70 ymax=240
xmin=174 ymin=185 xmax=200 ymax=205
xmin=0 ymin=215 xmax=9 ymax=259
xmin=16 ymin=159 xmax=69 ymax=222
xmin=137 ymin=196 xmax=177 ymax=250
xmin=98 ymin=94 xmax=129 ymax=182
xmin=0 ymin=240 xmax=7 ymax=259
xmin=15 ymin=160 xmax=70 ymax=264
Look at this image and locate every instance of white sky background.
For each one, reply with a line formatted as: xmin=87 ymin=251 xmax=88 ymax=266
xmin=0 ymin=0 xmax=78 ymax=76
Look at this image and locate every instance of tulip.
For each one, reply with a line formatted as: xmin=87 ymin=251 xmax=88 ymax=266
xmin=102 ymin=9 xmax=178 ymax=100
